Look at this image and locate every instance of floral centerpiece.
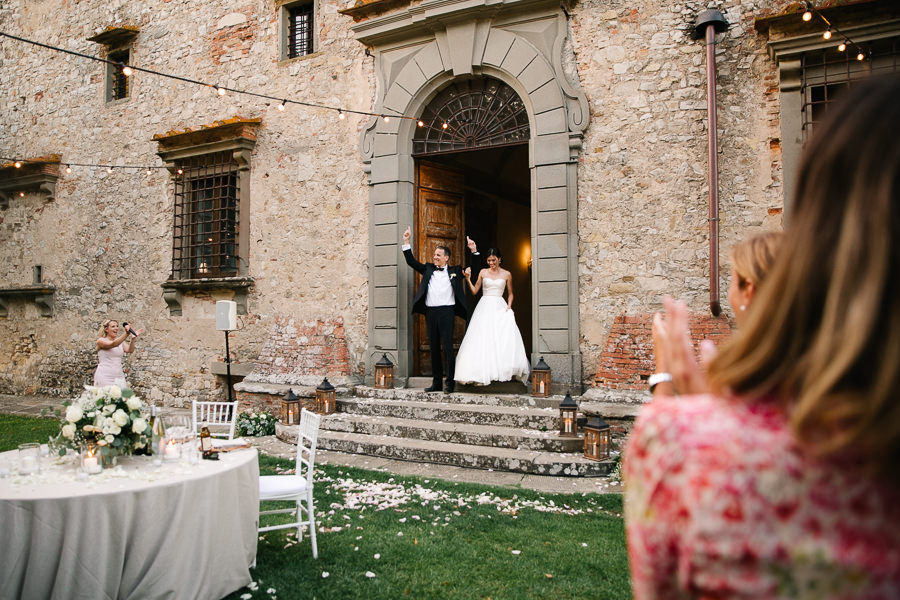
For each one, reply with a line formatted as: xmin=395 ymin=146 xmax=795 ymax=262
xmin=52 ymin=385 xmax=151 ymax=462
xmin=237 ymin=410 xmax=277 ymax=437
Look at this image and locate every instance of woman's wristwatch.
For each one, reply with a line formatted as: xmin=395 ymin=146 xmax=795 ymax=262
xmin=648 ymin=372 xmax=673 ymax=393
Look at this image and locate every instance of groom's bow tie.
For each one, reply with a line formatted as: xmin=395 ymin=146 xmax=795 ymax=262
xmin=435 ymin=267 xmax=446 ymax=271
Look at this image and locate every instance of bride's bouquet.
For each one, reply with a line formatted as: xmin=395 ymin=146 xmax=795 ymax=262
xmin=51 ymin=385 xmax=151 ymax=460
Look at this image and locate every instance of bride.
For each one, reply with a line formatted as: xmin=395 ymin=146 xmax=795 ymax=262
xmin=455 ymin=248 xmax=531 ymax=386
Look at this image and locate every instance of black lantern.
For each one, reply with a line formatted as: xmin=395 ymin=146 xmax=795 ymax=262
xmin=374 ymin=353 xmax=394 ymax=389
xmin=531 ymin=357 xmax=551 ymax=397
xmin=559 ymin=392 xmax=578 ymax=437
xmin=316 ymin=377 xmax=336 ymax=415
xmin=583 ymin=417 xmax=611 ymax=461
xmin=281 ymin=389 xmax=301 ymax=425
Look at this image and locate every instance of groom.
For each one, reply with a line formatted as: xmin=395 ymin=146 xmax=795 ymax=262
xmin=401 ymin=226 xmax=479 ymax=393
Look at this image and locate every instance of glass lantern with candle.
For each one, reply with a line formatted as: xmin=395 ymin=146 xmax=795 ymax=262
xmin=281 ymin=389 xmax=301 ymax=425
xmin=80 ymin=441 xmax=103 ymax=474
xmin=531 ymin=357 xmax=551 ymax=397
xmin=583 ymin=417 xmax=611 ymax=461
xmin=374 ymin=354 xmax=394 ymax=389
xmin=316 ymin=377 xmax=336 ymax=414
xmin=162 ymin=432 xmax=181 ymax=461
xmin=18 ymin=442 xmax=41 ymax=475
xmin=558 ymin=392 xmax=579 ymax=437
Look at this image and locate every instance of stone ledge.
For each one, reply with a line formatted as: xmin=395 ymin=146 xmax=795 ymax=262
xmin=210 ymin=361 xmax=255 ymax=377
xmin=234 ymin=380 xmax=353 ymax=397
xmin=161 ymin=276 xmax=254 ymax=316
xmin=581 ymin=387 xmax=649 ymax=405
xmin=0 ymin=285 xmax=56 ymax=317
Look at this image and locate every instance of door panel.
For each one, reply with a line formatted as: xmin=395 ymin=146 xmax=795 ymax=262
xmin=414 ymin=161 xmax=466 ymax=376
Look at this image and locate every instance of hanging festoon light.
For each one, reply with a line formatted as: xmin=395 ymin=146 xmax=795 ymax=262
xmin=338 ymin=109 xmax=345 ymax=120
xmin=838 ymin=41 xmax=847 ymax=52
xmin=823 ymin=28 xmax=832 ymax=40
xmin=417 ymin=120 xmax=425 ymax=127
xmin=121 ymin=64 xmax=133 ymax=76
xmin=65 ymin=165 xmax=72 ymax=173
xmin=277 ymin=99 xmax=286 ymax=111
xmin=857 ymin=51 xmax=865 ymax=61
xmin=14 ymin=161 xmax=21 ymax=168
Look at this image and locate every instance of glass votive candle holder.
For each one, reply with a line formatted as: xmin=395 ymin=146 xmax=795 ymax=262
xmin=18 ymin=442 xmax=40 ymax=475
xmin=80 ymin=441 xmax=103 ymax=475
xmin=162 ymin=434 xmax=181 ymax=462
xmin=182 ymin=431 xmax=199 ymax=465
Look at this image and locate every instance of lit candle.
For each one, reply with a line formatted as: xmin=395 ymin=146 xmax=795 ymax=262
xmin=20 ymin=455 xmax=37 ymax=474
xmin=565 ymin=419 xmax=572 ymax=433
xmin=379 ymin=374 xmax=385 ymax=386
xmin=165 ymin=441 xmax=179 ymax=459
xmin=288 ymin=408 xmax=294 ymax=425
xmin=83 ymin=456 xmax=100 ymax=474
xmin=539 ymin=381 xmax=545 ymax=394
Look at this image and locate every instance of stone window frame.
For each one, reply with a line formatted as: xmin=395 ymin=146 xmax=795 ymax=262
xmin=154 ymin=120 xmax=260 ymax=316
xmin=758 ymin=7 xmax=900 ymax=213
xmin=87 ymin=27 xmax=139 ymax=106
xmin=278 ymin=0 xmax=318 ymax=62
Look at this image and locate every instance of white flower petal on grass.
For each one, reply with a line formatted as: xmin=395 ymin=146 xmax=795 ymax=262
xmin=374 ymin=553 xmax=380 ymax=559
xmin=511 ymin=550 xmax=521 ymax=555
xmin=365 ymin=571 xmax=376 ymax=578
xmin=267 ymin=588 xmax=276 ymax=594
xmin=322 ymin=572 xmax=330 ymax=578
xmin=241 ymin=595 xmax=251 ymax=600
xmin=582 ymin=543 xmax=588 ymax=547
xmin=399 ymin=517 xmax=406 ymax=523
xmin=397 ymin=531 xmax=403 ymax=536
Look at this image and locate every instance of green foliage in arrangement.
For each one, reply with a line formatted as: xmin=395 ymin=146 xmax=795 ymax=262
xmin=237 ymin=410 xmax=278 ymax=437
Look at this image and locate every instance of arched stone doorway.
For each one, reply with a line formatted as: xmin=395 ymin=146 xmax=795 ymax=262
xmin=352 ymin=0 xmax=589 ymax=389
xmin=410 ymin=77 xmax=532 ymax=376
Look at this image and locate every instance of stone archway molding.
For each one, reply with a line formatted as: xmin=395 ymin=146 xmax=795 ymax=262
xmin=351 ymin=0 xmax=589 ymax=388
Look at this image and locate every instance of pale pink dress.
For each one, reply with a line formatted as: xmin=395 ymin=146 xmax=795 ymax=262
xmin=93 ymin=342 xmax=126 ymax=387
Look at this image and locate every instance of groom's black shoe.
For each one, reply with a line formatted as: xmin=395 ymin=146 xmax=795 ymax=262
xmin=425 ymin=382 xmax=442 ymax=393
xmin=445 ymin=381 xmax=455 ymax=394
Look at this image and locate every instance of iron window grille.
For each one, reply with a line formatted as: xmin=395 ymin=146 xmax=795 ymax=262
xmin=288 ymin=3 xmax=314 ymax=58
xmin=171 ymin=152 xmax=240 ymax=279
xmin=801 ymin=35 xmax=900 ymax=143
xmin=413 ymin=78 xmax=530 ymax=156
xmin=107 ymin=48 xmax=130 ymax=101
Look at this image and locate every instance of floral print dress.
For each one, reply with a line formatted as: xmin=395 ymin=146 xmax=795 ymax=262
xmin=624 ymin=395 xmax=900 ymax=599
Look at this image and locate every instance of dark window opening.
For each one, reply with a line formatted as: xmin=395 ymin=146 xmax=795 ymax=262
xmin=288 ymin=4 xmax=314 ymax=58
xmin=171 ymin=152 xmax=240 ymax=279
xmin=108 ymin=49 xmax=130 ymax=101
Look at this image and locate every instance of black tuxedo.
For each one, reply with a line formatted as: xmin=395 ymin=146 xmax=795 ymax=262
xmin=403 ymin=247 xmax=480 ymax=389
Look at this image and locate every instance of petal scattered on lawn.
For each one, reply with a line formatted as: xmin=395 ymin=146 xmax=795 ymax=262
xmin=511 ymin=550 xmax=521 ymax=555
xmin=322 ymin=572 xmax=330 ymax=578
xmin=374 ymin=553 xmax=380 ymax=559
xmin=240 ymin=595 xmax=251 ymax=600
xmin=365 ymin=571 xmax=376 ymax=578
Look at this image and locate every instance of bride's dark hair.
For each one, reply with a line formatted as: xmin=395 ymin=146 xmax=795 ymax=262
xmin=486 ymin=248 xmax=502 ymax=261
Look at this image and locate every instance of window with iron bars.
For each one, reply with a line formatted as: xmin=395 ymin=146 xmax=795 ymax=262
xmin=801 ymin=35 xmax=900 ymax=143
xmin=107 ymin=48 xmax=130 ymax=101
xmin=171 ymin=152 xmax=240 ymax=279
xmin=287 ymin=3 xmax=314 ymax=58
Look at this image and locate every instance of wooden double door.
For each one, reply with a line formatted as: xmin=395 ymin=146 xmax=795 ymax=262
xmin=413 ymin=161 xmax=468 ymax=376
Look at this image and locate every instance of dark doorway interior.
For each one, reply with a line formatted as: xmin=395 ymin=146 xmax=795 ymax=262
xmin=413 ymin=144 xmax=531 ymax=376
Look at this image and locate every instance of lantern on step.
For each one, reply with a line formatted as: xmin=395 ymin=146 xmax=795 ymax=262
xmin=281 ymin=389 xmax=301 ymax=425
xmin=374 ymin=353 xmax=394 ymax=389
xmin=531 ymin=357 xmax=551 ymax=397
xmin=559 ymin=392 xmax=578 ymax=437
xmin=316 ymin=377 xmax=336 ymax=415
xmin=583 ymin=417 xmax=611 ymax=461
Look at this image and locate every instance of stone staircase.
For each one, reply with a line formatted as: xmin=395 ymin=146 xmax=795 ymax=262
xmin=276 ymin=386 xmax=639 ymax=477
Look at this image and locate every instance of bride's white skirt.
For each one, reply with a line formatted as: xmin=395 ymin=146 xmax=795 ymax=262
xmin=455 ymin=296 xmax=530 ymax=385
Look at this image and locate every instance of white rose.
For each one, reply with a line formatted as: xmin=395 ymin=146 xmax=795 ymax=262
xmin=109 ymin=425 xmax=121 ymax=435
xmin=105 ymin=435 xmax=114 ymax=444
xmin=125 ymin=396 xmax=142 ymax=411
xmin=107 ymin=385 xmax=122 ymax=399
xmin=65 ymin=405 xmax=83 ymax=423
xmin=112 ymin=409 xmax=129 ymax=427
xmin=102 ymin=404 xmax=115 ymax=414
xmin=61 ymin=423 xmax=76 ymax=439
xmin=131 ymin=418 xmax=147 ymax=434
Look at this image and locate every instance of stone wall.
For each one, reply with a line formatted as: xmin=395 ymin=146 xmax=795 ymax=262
xmin=0 ymin=0 xmax=796 ymax=401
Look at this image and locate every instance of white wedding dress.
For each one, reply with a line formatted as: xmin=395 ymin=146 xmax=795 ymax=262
xmin=455 ymin=277 xmax=531 ymax=385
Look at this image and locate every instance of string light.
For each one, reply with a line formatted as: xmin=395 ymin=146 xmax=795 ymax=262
xmin=14 ymin=161 xmax=21 ymax=168
xmin=857 ymin=51 xmax=865 ymax=61
xmin=0 ymin=32 xmax=425 ymax=125
xmin=65 ymin=165 xmax=71 ymax=173
xmin=441 ymin=122 xmax=448 ymax=129
xmin=802 ymin=9 xmax=812 ymax=21
xmin=106 ymin=167 xmax=113 ymax=173
xmin=417 ymin=120 xmax=424 ymax=127
xmin=338 ymin=109 xmax=345 ymax=120
xmin=19 ymin=191 xmax=24 ymax=197
xmin=823 ymin=28 xmax=831 ymax=40
xmin=381 ymin=114 xmax=389 ymax=122
xmin=146 ymin=168 xmax=152 ymax=176
xmin=121 ymin=64 xmax=133 ymax=76
xmin=798 ymin=5 xmax=867 ymax=61
xmin=277 ymin=99 xmax=286 ymax=111
xmin=177 ymin=168 xmax=184 ymax=175
xmin=838 ymin=41 xmax=847 ymax=52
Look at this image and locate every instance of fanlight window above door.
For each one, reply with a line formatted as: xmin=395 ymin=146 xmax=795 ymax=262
xmin=413 ymin=78 xmax=530 ymax=156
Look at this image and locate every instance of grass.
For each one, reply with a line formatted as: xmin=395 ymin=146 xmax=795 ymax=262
xmin=3 ymin=414 xmax=631 ymax=600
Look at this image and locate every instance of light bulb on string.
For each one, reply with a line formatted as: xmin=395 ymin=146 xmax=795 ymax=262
xmin=441 ymin=122 xmax=448 ymax=129
xmin=215 ymin=85 xmax=226 ymax=97
xmin=106 ymin=166 xmax=113 ymax=174
xmin=417 ymin=120 xmax=425 ymax=127
xmin=838 ymin=41 xmax=847 ymax=52
xmin=823 ymin=29 xmax=832 ymax=40
xmin=19 ymin=192 xmax=24 ymax=197
xmin=381 ymin=114 xmax=389 ymax=123
xmin=277 ymin=99 xmax=286 ymax=111
xmin=14 ymin=161 xmax=21 ymax=168
xmin=801 ymin=3 xmax=812 ymax=22
xmin=146 ymin=169 xmax=153 ymax=176
xmin=338 ymin=109 xmax=345 ymax=120
xmin=857 ymin=51 xmax=865 ymax=61
xmin=121 ymin=64 xmax=133 ymax=76
xmin=65 ymin=165 xmax=72 ymax=174
xmin=177 ymin=168 xmax=184 ymax=175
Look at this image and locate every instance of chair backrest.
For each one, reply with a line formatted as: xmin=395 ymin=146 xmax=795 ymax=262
xmin=192 ymin=400 xmax=239 ymax=439
xmin=296 ymin=408 xmax=321 ymax=484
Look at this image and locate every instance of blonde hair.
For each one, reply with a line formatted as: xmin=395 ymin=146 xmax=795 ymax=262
xmin=98 ymin=319 xmax=117 ymax=338
xmin=731 ymin=232 xmax=782 ymax=290
xmin=709 ymin=75 xmax=900 ymax=482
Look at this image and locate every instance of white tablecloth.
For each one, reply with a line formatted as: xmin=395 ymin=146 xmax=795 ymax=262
xmin=0 ymin=447 xmax=259 ymax=600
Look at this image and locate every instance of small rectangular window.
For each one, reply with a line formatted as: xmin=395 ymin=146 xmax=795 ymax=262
xmin=107 ymin=48 xmax=130 ymax=101
xmin=287 ymin=3 xmax=314 ymax=58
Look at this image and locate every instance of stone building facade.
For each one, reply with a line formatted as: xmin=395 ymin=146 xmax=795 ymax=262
xmin=1 ymin=0 xmax=896 ymax=405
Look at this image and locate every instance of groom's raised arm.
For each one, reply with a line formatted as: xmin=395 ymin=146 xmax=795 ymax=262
xmin=401 ymin=226 xmax=426 ymax=274
xmin=466 ymin=236 xmax=482 ymax=273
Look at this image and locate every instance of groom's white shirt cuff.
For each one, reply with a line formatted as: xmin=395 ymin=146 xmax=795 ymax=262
xmin=402 ymin=244 xmax=411 ymax=251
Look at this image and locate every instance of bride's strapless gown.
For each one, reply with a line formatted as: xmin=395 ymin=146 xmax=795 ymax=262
xmin=455 ymin=277 xmax=530 ymax=385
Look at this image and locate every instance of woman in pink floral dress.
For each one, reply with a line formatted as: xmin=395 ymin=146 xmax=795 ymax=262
xmin=625 ymin=75 xmax=900 ymax=599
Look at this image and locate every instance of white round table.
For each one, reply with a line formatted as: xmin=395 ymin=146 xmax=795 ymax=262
xmin=0 ymin=446 xmax=259 ymax=600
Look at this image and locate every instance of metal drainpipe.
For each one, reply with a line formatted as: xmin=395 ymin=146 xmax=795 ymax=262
xmin=693 ymin=10 xmax=728 ymax=317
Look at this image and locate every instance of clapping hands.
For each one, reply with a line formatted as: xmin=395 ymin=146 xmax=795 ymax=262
xmin=652 ymin=296 xmax=716 ymax=396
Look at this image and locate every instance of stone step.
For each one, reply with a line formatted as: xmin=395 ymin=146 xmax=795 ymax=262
xmin=353 ymin=385 xmax=564 ymax=409
xmin=337 ymin=397 xmax=560 ymax=429
xmin=278 ymin=425 xmax=613 ymax=476
xmin=315 ymin=412 xmax=582 ymax=452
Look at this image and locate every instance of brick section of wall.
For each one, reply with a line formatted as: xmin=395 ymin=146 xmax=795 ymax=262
xmin=594 ymin=312 xmax=733 ymax=390
xmin=235 ymin=390 xmax=319 ymax=416
xmin=250 ymin=317 xmax=351 ymax=384
xmin=208 ymin=6 xmax=258 ymax=64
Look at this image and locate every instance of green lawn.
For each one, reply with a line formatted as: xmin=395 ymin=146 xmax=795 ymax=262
xmin=3 ymin=414 xmax=631 ymax=600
